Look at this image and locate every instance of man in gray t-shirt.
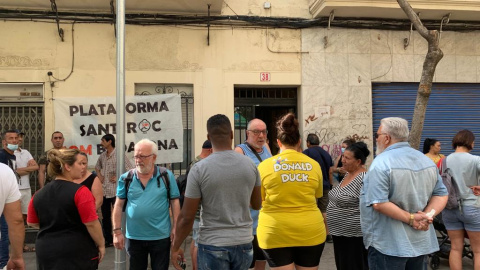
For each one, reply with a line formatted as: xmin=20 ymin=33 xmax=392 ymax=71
xmin=171 ymin=114 xmax=262 ymax=270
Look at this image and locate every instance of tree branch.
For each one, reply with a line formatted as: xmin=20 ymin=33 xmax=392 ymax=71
xmin=396 ymin=0 xmax=432 ymax=41
xmin=397 ymin=0 xmax=443 ymax=149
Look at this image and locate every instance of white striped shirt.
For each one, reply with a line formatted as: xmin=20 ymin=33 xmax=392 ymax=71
xmin=326 ymin=172 xmax=365 ymax=237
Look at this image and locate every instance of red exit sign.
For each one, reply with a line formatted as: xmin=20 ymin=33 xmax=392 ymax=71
xmin=260 ymin=72 xmax=271 ymax=82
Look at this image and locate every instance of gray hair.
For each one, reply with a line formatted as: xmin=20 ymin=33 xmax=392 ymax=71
xmin=135 ymin=139 xmax=158 ymax=155
xmin=380 ymin=117 xmax=409 ymax=142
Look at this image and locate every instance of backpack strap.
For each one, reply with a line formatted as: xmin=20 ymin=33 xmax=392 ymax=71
xmin=440 ymin=156 xmax=447 ymax=174
xmin=122 ymin=166 xmax=172 ymax=211
xmin=122 ymin=169 xmax=135 ymax=212
xmin=157 ymin=166 xmax=171 ymax=207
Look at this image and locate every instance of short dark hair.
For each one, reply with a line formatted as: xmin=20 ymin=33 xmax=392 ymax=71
xmin=276 ymin=113 xmax=300 ymax=147
xmin=51 ymin=131 xmax=63 ymax=139
xmin=306 ymin=133 xmax=320 ymax=145
xmin=342 ymin=139 xmax=355 ymax=147
xmin=2 ymin=129 xmax=18 ymax=140
xmin=452 ymin=130 xmax=475 ymax=150
xmin=207 ymin=114 xmax=232 ymax=147
xmin=202 ymin=140 xmax=212 ymax=149
xmin=102 ymin=134 xmax=116 ymax=148
xmin=422 ymin=138 xmax=439 ymax=154
xmin=346 ymin=142 xmax=370 ymax=165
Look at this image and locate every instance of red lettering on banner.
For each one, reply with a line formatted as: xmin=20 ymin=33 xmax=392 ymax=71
xmin=69 ymin=145 xmax=93 ymax=155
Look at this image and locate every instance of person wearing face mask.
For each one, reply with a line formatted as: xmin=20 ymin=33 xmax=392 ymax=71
xmin=332 ymin=139 xmax=355 ymax=182
xmin=14 ymin=130 xmax=39 ymax=253
xmin=0 ymin=129 xmax=21 ymax=269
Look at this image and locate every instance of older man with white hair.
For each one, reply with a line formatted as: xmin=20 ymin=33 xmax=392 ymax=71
xmin=112 ymin=139 xmax=180 ymax=270
xmin=360 ymin=117 xmax=448 ymax=270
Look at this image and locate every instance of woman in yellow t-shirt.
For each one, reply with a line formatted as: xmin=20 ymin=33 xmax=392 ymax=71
xmin=257 ymin=113 xmax=326 ymax=270
xmin=423 ymin=138 xmax=444 ymax=166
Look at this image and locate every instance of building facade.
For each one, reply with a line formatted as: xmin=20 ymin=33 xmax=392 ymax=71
xmin=1 ymin=0 xmax=479 ymax=177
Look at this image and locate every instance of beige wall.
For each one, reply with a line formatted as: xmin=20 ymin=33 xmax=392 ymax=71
xmin=301 ymin=27 xmax=480 ymax=162
xmin=0 ymin=0 xmax=308 ymax=155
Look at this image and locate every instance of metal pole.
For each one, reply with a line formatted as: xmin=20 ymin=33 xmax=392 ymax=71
xmin=115 ymin=0 xmax=126 ymax=269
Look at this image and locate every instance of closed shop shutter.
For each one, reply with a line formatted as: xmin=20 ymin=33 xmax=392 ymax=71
xmin=372 ymin=83 xmax=480 ymax=156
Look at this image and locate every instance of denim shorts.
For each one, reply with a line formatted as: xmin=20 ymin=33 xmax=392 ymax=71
xmin=198 ymin=243 xmax=253 ymax=270
xmin=442 ymin=205 xmax=480 ymax=231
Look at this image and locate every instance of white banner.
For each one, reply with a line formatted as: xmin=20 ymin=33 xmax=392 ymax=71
xmin=54 ymin=94 xmax=183 ymax=166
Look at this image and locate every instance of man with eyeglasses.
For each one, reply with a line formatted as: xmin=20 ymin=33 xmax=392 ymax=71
xmin=38 ymin=131 xmax=66 ymax=188
xmin=112 ymin=139 xmax=180 ymax=270
xmin=360 ymin=117 xmax=448 ymax=270
xmin=95 ymin=134 xmax=134 ymax=248
xmin=234 ymin=118 xmax=271 ymax=270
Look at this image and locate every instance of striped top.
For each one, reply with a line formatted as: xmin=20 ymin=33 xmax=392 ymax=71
xmin=326 ymin=172 xmax=365 ymax=237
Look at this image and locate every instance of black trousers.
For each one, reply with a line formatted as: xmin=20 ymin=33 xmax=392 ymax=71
xmin=101 ymin=196 xmax=116 ymax=244
xmin=332 ymin=235 xmax=369 ymax=270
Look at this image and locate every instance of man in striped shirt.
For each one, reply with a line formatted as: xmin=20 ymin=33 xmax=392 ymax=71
xmin=95 ymin=134 xmax=134 ymax=247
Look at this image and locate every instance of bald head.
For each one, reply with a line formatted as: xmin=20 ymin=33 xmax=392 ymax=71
xmin=246 ymin=118 xmax=268 ymax=151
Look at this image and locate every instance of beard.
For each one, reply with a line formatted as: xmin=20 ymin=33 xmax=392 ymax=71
xmin=136 ymin=162 xmax=153 ymax=174
xmin=376 ymin=144 xmax=385 ymax=156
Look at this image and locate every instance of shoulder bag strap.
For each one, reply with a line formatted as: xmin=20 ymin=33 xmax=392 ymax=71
xmin=244 ymin=142 xmax=263 ymax=163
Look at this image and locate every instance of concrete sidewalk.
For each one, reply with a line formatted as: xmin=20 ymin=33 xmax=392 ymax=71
xmin=22 ymin=235 xmax=468 ymax=269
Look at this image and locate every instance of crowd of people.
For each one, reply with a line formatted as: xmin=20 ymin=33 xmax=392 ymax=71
xmin=0 ymin=114 xmax=479 ymax=270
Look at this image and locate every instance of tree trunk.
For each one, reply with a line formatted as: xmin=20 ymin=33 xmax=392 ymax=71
xmin=397 ymin=0 xmax=443 ymax=149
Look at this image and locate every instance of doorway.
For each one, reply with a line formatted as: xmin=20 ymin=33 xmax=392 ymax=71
xmin=234 ymin=87 xmax=297 ymax=155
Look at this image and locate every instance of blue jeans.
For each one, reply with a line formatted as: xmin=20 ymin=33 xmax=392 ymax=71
xmin=198 ymin=243 xmax=253 ymax=270
xmin=368 ymin=247 xmax=427 ymax=270
xmin=125 ymin=237 xmax=170 ymax=270
xmin=0 ymin=215 xmax=9 ymax=268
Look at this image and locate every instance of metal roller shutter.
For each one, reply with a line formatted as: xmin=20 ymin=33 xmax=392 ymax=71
xmin=372 ymin=83 xmax=480 ymax=156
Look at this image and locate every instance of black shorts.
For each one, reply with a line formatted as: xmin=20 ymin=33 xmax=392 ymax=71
xmin=317 ymin=187 xmax=330 ymax=213
xmin=262 ymin=243 xmax=325 ymax=268
xmin=249 ymin=235 xmax=266 ymax=268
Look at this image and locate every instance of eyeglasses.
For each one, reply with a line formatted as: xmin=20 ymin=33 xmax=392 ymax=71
xmin=374 ymin=133 xmax=388 ymax=139
xmin=248 ymin=129 xmax=268 ymax=135
xmin=133 ymin=154 xmax=154 ymax=160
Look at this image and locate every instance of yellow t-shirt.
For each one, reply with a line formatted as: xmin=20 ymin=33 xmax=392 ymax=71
xmin=257 ymin=149 xmax=326 ymax=249
xmin=427 ymin=153 xmax=444 ymax=165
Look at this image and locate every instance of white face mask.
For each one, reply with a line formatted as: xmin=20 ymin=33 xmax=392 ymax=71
xmin=7 ymin=144 xmax=18 ymax=151
xmin=341 ymin=147 xmax=346 ymax=154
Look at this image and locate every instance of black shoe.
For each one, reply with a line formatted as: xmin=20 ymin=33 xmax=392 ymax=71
xmin=326 ymin=235 xmax=333 ymax=243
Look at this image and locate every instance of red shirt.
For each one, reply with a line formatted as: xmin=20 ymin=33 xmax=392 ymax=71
xmin=28 ymin=185 xmax=98 ymax=224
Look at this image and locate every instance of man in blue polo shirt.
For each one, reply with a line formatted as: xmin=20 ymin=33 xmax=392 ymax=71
xmin=112 ymin=139 xmax=180 ymax=270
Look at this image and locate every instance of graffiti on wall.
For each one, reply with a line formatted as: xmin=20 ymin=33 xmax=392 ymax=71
xmin=304 ymin=124 xmax=371 ymax=160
